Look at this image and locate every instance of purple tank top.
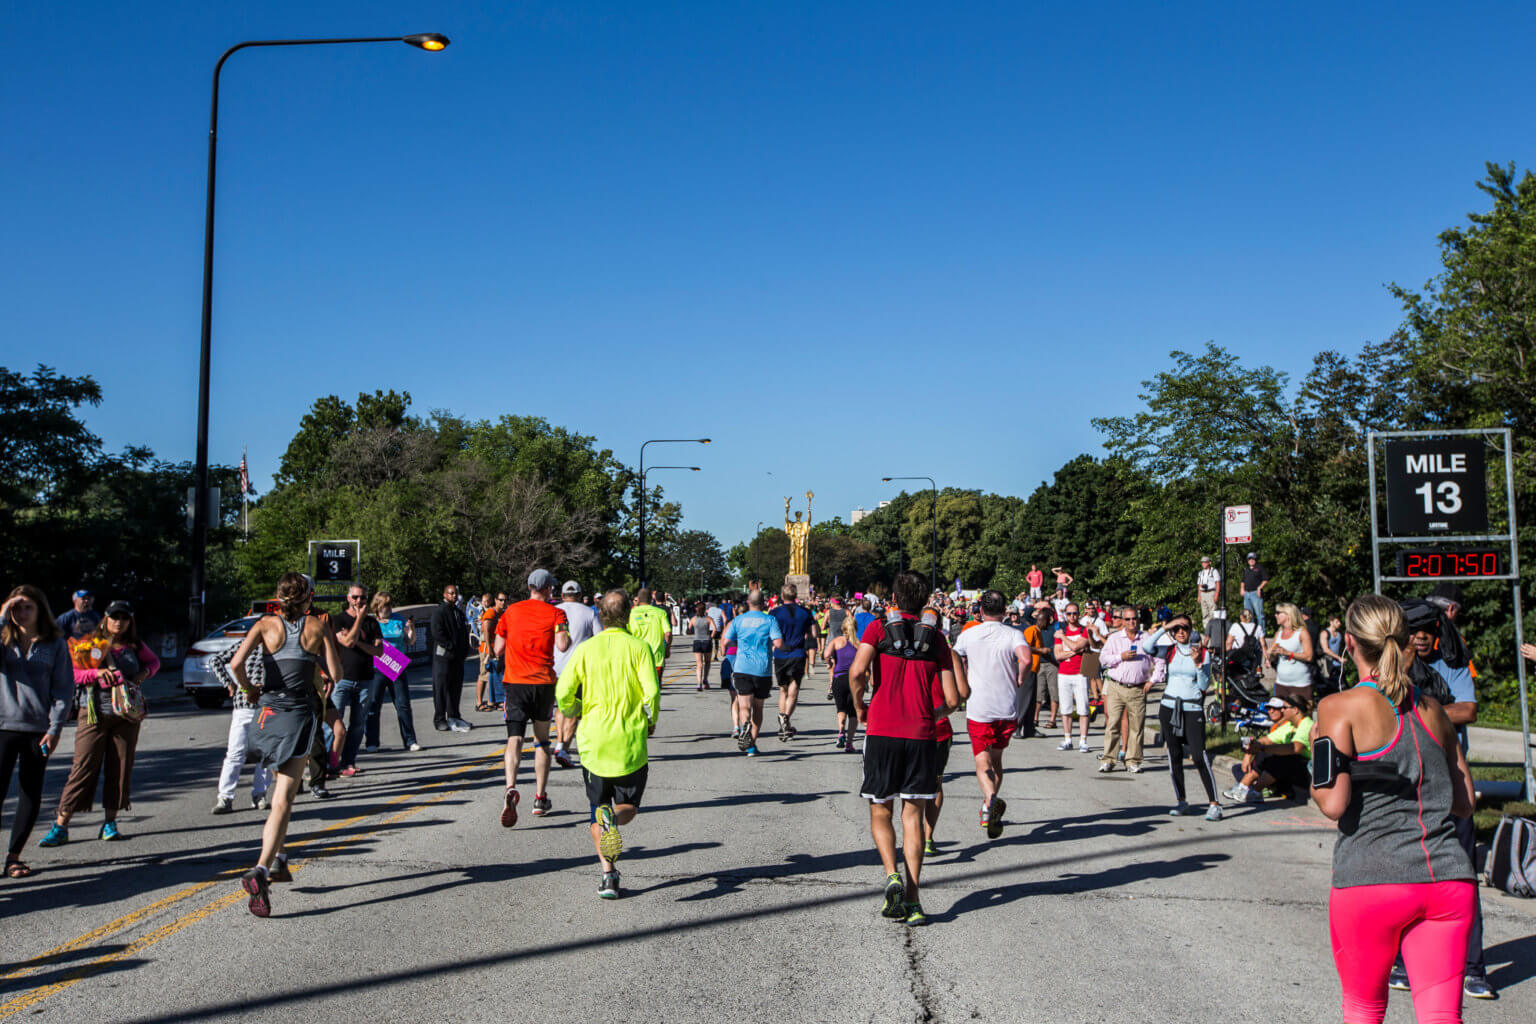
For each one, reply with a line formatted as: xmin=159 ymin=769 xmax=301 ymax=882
xmin=831 ymin=639 xmax=858 ymax=676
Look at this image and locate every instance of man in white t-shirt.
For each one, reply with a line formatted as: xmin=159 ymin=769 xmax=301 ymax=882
xmin=1196 ymin=556 xmax=1221 ymax=621
xmin=553 ymin=581 xmax=602 ymax=766
xmin=953 ymin=590 xmax=1029 ymax=841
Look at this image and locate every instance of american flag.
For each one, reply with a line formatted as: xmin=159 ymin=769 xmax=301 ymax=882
xmin=239 ymin=447 xmax=250 ymax=495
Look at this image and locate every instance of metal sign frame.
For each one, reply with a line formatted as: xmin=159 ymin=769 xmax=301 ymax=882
xmin=1368 ymin=428 xmax=1531 ymax=800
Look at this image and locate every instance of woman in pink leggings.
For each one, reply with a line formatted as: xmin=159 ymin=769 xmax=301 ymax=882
xmin=1312 ymin=595 xmax=1475 ymax=1024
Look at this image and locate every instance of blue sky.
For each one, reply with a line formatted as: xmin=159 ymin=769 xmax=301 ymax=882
xmin=6 ymin=1 xmax=1536 ymax=549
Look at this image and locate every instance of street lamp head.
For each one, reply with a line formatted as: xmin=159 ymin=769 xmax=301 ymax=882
xmin=881 ymin=477 xmax=892 ymax=482
xmin=403 ymin=33 xmax=450 ymax=51
xmin=700 ymin=438 xmax=712 ymax=444
xmin=689 ymin=466 xmax=701 ymax=471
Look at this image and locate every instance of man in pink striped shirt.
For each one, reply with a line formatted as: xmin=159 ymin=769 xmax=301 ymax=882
xmin=1097 ymin=606 xmax=1154 ymax=774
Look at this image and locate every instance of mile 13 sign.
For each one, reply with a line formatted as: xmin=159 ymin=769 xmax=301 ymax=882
xmin=1382 ymin=438 xmax=1487 ymax=536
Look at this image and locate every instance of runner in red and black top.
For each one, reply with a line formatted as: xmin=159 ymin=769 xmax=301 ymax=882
xmin=848 ymin=571 xmax=960 ymax=927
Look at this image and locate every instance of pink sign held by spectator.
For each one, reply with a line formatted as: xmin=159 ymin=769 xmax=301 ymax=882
xmin=374 ymin=641 xmax=408 ymax=681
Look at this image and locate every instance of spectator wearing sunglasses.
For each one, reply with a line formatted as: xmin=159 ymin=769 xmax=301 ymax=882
xmin=1224 ymin=695 xmax=1313 ymax=803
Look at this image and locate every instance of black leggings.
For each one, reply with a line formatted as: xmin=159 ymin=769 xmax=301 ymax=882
xmin=1158 ymin=704 xmax=1216 ymax=804
xmin=1 ymin=730 xmax=48 ymax=858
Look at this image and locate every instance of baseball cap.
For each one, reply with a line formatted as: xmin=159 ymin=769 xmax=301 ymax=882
xmin=1428 ymin=582 xmax=1465 ymax=609
xmin=1264 ymin=697 xmax=1286 ymax=710
xmin=1200 ymin=555 xmax=1211 ymax=563
xmin=105 ymin=600 xmax=133 ymax=618
xmin=73 ymin=589 xmax=92 ymax=598
xmin=527 ymin=569 xmax=556 ymax=590
xmin=561 ymin=580 xmax=581 ymax=595
xmin=1245 ymin=551 xmax=1257 ymax=560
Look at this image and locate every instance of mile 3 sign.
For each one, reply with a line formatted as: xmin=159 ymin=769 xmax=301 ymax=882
xmin=1382 ymin=438 xmax=1487 ymax=535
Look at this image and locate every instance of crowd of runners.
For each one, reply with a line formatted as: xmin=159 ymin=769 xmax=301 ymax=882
xmin=0 ymin=551 xmax=1520 ymax=1020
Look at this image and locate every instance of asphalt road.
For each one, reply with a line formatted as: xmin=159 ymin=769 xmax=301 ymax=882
xmin=3 ymin=645 xmax=1533 ymax=1023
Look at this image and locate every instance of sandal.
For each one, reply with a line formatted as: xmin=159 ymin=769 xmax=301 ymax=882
xmin=5 ymin=858 xmax=33 ymax=878
xmin=475 ymin=702 xmax=493 ymax=712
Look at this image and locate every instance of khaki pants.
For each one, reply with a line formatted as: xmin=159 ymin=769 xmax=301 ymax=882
xmin=1099 ymin=682 xmax=1147 ymax=767
xmin=1198 ymin=590 xmax=1217 ymax=621
xmin=57 ymin=713 xmax=141 ymax=817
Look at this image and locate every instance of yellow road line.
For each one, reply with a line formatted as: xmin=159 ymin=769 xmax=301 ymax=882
xmin=0 ymin=746 xmax=505 ymax=1013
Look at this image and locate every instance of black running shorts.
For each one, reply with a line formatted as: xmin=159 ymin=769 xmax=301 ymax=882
xmin=733 ymin=673 xmax=771 ymax=701
xmin=584 ymin=764 xmax=648 ymax=813
xmin=692 ymin=641 xmax=712 ymax=654
xmin=504 ymin=684 xmax=556 ymax=733
xmin=860 ymin=734 xmax=939 ymax=803
xmin=934 ymin=735 xmax=952 ymax=788
xmin=832 ymin=673 xmax=855 ymax=715
xmin=773 ymin=656 xmax=806 ymax=689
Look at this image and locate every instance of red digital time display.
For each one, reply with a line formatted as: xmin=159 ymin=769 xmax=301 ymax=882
xmin=1396 ymin=549 xmax=1504 ymax=578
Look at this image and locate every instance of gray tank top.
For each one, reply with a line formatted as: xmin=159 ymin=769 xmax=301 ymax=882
xmin=1331 ymin=684 xmax=1473 ymax=887
xmin=259 ymin=615 xmax=318 ymax=707
xmin=693 ymin=616 xmax=712 ymax=643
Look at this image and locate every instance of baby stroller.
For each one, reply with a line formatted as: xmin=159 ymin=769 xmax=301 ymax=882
xmin=1212 ymin=634 xmax=1271 ymax=732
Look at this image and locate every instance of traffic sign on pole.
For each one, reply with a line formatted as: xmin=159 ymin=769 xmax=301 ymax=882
xmin=1223 ymin=505 xmax=1252 ymax=545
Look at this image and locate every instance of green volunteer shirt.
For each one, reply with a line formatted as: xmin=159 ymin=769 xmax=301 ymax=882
xmin=556 ymin=628 xmax=660 ymax=779
xmin=627 ymin=603 xmax=670 ymax=667
xmin=1269 ymin=716 xmax=1315 ymax=757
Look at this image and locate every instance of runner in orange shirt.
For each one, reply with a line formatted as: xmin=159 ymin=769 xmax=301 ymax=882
xmin=493 ymin=570 xmax=570 ymax=824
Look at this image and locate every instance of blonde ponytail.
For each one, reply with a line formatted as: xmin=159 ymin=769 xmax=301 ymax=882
xmin=1345 ymin=594 xmax=1410 ymax=705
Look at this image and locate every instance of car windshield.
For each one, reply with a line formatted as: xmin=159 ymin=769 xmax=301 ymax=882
xmin=204 ymin=617 xmax=259 ymax=639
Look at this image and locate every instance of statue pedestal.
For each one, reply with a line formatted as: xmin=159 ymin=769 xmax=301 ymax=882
xmin=783 ymin=574 xmax=812 ymax=600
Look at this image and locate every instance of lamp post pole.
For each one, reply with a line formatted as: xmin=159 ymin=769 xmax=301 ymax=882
xmin=753 ymin=520 xmax=764 ymax=583
xmin=637 ymin=438 xmax=709 ymax=588
xmin=188 ymin=32 xmax=450 ymax=642
xmin=883 ymin=476 xmax=938 ymax=596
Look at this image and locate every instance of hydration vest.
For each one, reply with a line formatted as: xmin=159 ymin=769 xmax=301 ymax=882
xmin=877 ymin=610 xmax=942 ymax=663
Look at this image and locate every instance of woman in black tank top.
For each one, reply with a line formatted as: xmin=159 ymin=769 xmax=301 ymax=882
xmin=227 ymin=572 xmax=346 ymax=918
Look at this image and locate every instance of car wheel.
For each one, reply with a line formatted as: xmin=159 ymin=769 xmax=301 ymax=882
xmin=192 ymin=690 xmax=228 ymax=710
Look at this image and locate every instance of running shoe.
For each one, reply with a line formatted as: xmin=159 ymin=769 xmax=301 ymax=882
xmin=1221 ymin=784 xmax=1246 ymax=803
xmin=746 ymin=744 xmax=760 ymax=757
xmin=598 ymin=871 xmax=621 ymax=900
xmin=364 ymin=744 xmax=380 ymax=753
xmin=340 ymin=765 xmax=358 ymax=777
xmin=312 ymin=785 xmax=333 ymax=800
xmin=1464 ymin=975 xmax=1497 ymax=999
xmin=1127 ymin=764 xmax=1145 ymax=774
xmin=449 ymin=718 xmax=472 ymax=733
xmin=38 ymin=824 xmax=68 ymax=847
xmin=777 ymin=713 xmax=790 ymax=742
xmin=1057 ymin=739 xmax=1074 ymax=751
xmin=923 ymin=839 xmax=937 ymax=857
xmin=903 ymin=902 xmax=929 ymax=926
xmin=597 ymin=804 xmax=623 ymax=862
xmin=241 ymin=868 xmax=271 ymax=918
xmin=881 ymin=872 xmax=905 ymax=919
xmin=1204 ymin=804 xmax=1224 ymax=822
xmin=554 ymin=747 xmax=576 ymax=769
xmin=408 ymin=743 xmax=423 ymax=751
xmin=844 ymin=738 xmax=858 ymax=754
xmin=695 ymin=683 xmax=704 ymax=692
xmin=985 ymin=796 xmax=1006 ymax=839
xmin=737 ymin=727 xmax=754 ymax=752
xmin=1096 ymin=761 xmax=1114 ymax=773
xmin=501 ymin=788 xmax=520 ymax=828
xmin=836 ymin=730 xmax=846 ymax=749
xmin=212 ymin=797 xmax=234 ymax=814
xmin=1078 ymin=743 xmax=1092 ymax=753
xmin=1387 ymin=965 xmax=1410 ymax=991
xmin=1168 ymin=802 xmax=1191 ymax=816
xmin=532 ymin=794 xmax=552 ymax=816
xmin=99 ymin=822 xmax=122 ymax=841
xmin=268 ymin=858 xmax=293 ymax=883
xmin=251 ymin=791 xmax=266 ymax=810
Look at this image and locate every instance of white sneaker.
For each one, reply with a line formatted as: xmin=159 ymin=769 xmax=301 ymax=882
xmin=1058 ymin=739 xmax=1074 ymax=750
xmin=1096 ymin=761 xmax=1114 ymax=773
xmin=1127 ymin=763 xmax=1145 ymax=774
xmin=449 ymin=719 xmax=472 ymax=733
xmin=408 ymin=743 xmax=423 ymax=751
xmin=1078 ymin=743 xmax=1092 ymax=753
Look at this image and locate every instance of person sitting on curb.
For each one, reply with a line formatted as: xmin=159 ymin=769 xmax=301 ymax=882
xmin=1224 ymin=695 xmax=1312 ymax=803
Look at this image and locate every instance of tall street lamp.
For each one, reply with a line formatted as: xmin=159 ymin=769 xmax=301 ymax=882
xmin=638 ymin=438 xmax=709 ymax=588
xmin=753 ymin=520 xmax=764 ymax=582
xmin=882 ymin=476 xmax=938 ymax=596
xmin=189 ymin=32 xmax=451 ymax=641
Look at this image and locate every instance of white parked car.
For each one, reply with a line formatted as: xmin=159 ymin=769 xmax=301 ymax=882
xmin=182 ymin=616 xmax=260 ymax=709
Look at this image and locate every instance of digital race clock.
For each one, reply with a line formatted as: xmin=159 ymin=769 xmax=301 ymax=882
xmin=1395 ymin=549 xmax=1504 ymax=578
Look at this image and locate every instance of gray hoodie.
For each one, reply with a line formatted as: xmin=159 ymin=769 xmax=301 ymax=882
xmin=2 ymin=635 xmax=75 ymax=737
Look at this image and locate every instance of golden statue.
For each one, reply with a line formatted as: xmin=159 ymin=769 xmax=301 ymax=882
xmin=785 ymin=493 xmax=813 ymax=578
